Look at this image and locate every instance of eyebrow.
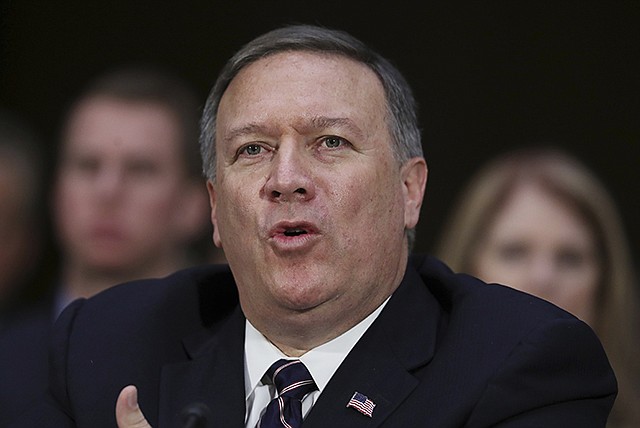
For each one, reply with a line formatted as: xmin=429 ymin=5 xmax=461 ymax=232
xmin=222 ymin=116 xmax=365 ymax=144
xmin=222 ymin=123 xmax=269 ymax=145
xmin=308 ymin=116 xmax=364 ymax=139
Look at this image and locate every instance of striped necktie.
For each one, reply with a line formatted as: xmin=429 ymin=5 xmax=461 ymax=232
xmin=258 ymin=359 xmax=317 ymax=428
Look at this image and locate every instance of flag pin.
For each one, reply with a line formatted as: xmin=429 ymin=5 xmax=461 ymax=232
xmin=346 ymin=391 xmax=375 ymax=417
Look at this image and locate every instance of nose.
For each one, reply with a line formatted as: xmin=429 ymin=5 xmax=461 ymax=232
xmin=526 ymin=255 xmax=557 ymax=294
xmin=263 ymin=143 xmax=315 ymax=202
xmin=94 ymin=165 xmax=125 ymax=200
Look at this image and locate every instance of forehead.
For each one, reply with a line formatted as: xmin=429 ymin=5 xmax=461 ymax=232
xmin=217 ymin=51 xmax=388 ymax=134
xmin=495 ymin=183 xmax=594 ymax=241
xmin=63 ymin=96 xmax=182 ymax=157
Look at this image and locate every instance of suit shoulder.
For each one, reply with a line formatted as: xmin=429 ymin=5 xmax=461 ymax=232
xmin=401 ymin=256 xmax=615 ymax=426
xmin=410 ymin=254 xmax=608 ymax=372
xmin=410 ymin=254 xmax=578 ymax=330
xmin=65 ymin=264 xmax=238 ymax=331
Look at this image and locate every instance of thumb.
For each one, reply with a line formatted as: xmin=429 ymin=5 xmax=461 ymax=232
xmin=116 ymin=385 xmax=153 ymax=428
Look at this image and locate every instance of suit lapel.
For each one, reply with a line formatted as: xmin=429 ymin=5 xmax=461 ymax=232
xmin=304 ymin=265 xmax=442 ymax=427
xmin=158 ymin=306 xmax=247 ymax=428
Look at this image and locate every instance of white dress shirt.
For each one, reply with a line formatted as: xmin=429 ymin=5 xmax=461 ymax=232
xmin=244 ymin=297 xmax=389 ymax=427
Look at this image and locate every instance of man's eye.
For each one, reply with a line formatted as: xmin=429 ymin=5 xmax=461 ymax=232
xmin=241 ymin=144 xmax=263 ymax=156
xmin=126 ymin=160 xmax=158 ymax=177
xmin=322 ymin=136 xmax=345 ymax=149
xmin=71 ymin=157 xmax=100 ymax=174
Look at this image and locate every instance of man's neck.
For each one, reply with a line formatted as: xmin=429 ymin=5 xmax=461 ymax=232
xmin=251 ymin=285 xmax=397 ymax=357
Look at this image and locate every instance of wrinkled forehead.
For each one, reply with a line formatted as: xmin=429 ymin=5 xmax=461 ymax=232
xmin=217 ymin=51 xmax=388 ymax=134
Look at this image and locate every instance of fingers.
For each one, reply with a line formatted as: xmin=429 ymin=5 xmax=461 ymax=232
xmin=116 ymin=385 xmax=153 ymax=428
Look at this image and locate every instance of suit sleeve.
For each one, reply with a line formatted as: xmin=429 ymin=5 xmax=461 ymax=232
xmin=10 ymin=299 xmax=86 ymax=428
xmin=467 ymin=317 xmax=617 ymax=427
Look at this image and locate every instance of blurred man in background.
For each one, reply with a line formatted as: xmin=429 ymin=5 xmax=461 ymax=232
xmin=0 ymin=66 xmax=211 ymax=425
xmin=51 ymin=66 xmax=210 ymax=313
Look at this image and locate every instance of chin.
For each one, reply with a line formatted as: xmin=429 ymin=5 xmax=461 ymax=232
xmin=273 ymin=279 xmax=332 ymax=311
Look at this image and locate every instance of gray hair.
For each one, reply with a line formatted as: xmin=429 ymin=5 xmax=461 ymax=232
xmin=199 ymin=24 xmax=423 ymax=247
xmin=200 ymin=24 xmax=422 ymax=180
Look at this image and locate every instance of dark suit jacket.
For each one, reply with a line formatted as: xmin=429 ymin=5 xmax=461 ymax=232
xmin=16 ymin=255 xmax=616 ymax=427
xmin=0 ymin=302 xmax=52 ymax=427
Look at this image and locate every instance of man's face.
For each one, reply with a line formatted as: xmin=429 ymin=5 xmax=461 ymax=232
xmin=55 ymin=97 xmax=194 ymax=274
xmin=209 ymin=52 xmax=426 ymax=336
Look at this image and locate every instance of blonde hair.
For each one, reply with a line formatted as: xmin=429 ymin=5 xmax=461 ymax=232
xmin=436 ymin=147 xmax=640 ymax=427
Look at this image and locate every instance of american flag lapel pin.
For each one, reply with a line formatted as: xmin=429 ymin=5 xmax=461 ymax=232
xmin=346 ymin=391 xmax=376 ymax=418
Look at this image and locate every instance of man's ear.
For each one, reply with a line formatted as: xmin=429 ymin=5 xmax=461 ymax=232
xmin=207 ymin=180 xmax=223 ymax=248
xmin=401 ymin=157 xmax=428 ymax=229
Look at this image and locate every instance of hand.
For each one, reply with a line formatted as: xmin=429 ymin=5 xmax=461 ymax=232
xmin=116 ymin=385 xmax=152 ymax=428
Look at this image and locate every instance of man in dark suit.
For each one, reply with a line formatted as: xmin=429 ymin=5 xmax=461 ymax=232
xmin=16 ymin=24 xmax=615 ymax=427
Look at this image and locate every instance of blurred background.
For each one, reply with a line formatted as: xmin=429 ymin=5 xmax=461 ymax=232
xmin=1 ymin=0 xmax=638 ymax=262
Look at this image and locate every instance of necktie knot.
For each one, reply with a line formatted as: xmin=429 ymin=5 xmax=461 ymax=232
xmin=266 ymin=359 xmax=317 ymax=400
xmin=259 ymin=359 xmax=317 ymax=428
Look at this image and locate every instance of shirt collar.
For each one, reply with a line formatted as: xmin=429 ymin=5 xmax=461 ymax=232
xmin=244 ymin=296 xmax=389 ymax=400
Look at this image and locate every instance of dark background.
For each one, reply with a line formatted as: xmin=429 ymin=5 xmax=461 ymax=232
xmin=1 ymin=1 xmax=638 ymax=261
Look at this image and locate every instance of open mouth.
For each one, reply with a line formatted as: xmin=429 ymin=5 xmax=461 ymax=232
xmin=269 ymin=222 xmax=318 ymax=250
xmin=283 ymin=228 xmax=308 ymax=237
xmin=270 ymin=221 xmax=317 ymax=240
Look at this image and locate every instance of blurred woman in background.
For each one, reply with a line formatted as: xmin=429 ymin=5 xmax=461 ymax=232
xmin=436 ymin=147 xmax=640 ymax=428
